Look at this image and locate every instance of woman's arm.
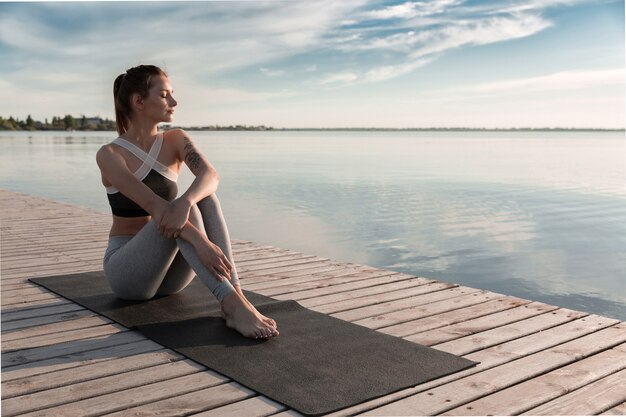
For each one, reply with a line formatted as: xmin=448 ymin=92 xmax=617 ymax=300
xmin=158 ymin=129 xmax=221 ymax=237
xmin=177 ymin=129 xmax=220 ymax=205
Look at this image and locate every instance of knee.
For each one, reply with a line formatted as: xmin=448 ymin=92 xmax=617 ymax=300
xmin=198 ymin=193 xmax=221 ymax=211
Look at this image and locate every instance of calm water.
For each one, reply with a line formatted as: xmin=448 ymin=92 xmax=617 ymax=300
xmin=1 ymin=130 xmax=625 ymax=320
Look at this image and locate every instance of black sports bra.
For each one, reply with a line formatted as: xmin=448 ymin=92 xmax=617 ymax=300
xmin=105 ymin=134 xmax=179 ymax=217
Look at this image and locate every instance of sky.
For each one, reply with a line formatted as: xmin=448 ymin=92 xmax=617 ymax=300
xmin=0 ymin=0 xmax=624 ymax=128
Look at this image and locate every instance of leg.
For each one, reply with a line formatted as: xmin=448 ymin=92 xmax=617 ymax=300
xmin=104 ymin=199 xmax=278 ymax=338
xmin=155 ymin=204 xmax=216 ymax=297
xmin=103 ymin=222 xmax=179 ymax=300
xmin=196 ymin=193 xmax=240 ymax=287
xmin=196 ymin=194 xmax=277 ymax=327
xmin=104 ymin=213 xmax=233 ymax=302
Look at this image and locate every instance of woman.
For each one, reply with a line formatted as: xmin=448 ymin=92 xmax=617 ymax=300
xmin=96 ymin=64 xmax=279 ymax=339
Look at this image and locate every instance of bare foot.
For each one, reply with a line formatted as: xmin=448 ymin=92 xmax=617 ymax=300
xmin=221 ymin=292 xmax=279 ymax=339
xmin=234 ymin=286 xmax=277 ymax=328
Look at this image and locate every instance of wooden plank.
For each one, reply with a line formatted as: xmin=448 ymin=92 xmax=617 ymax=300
xmin=270 ymin=410 xmax=305 ymax=417
xmin=402 ymin=300 xmax=553 ymax=345
xmin=381 ymin=297 xmax=519 ymax=338
xmin=103 ymin=382 xmax=255 ymax=417
xmin=237 ymin=255 xmax=325 ymax=272
xmin=600 ymin=401 xmax=626 ymax=415
xmin=2 ymin=331 xmax=147 ymax=368
xmin=2 ymin=302 xmax=84 ymax=322
xmin=245 ymin=265 xmax=359 ymax=289
xmin=522 ymin=368 xmax=626 ymax=415
xmin=1 ymin=243 xmax=107 ymax=256
xmin=240 ymin=256 xmax=332 ymax=275
xmin=1 ymin=286 xmax=52 ymax=300
xmin=235 ymin=252 xmax=314 ymax=267
xmin=1 ymin=298 xmax=69 ymax=313
xmin=2 ymin=350 xmax=180 ymax=398
xmin=1 ymin=339 xmax=166 ymax=382
xmin=339 ymin=287 xmax=488 ymax=324
xmin=1 ymin=316 xmax=112 ymax=342
xmin=433 ymin=307 xmax=587 ymax=356
xmin=2 ymin=323 xmax=126 ymax=352
xmin=1 ymin=293 xmax=61 ymax=309
xmin=296 ymin=275 xmax=429 ymax=307
xmin=2 ymin=254 xmax=87 ymax=270
xmin=312 ymin=281 xmax=456 ymax=315
xmin=442 ymin=344 xmax=626 ymax=415
xmin=2 ymin=309 xmax=97 ymax=332
xmin=18 ymin=369 xmax=227 ymax=417
xmin=1 ymin=261 xmax=97 ymax=277
xmin=3 ymin=360 xmax=216 ymax=416
xmin=4 ymin=239 xmax=106 ymax=250
xmin=243 ymin=265 xmax=374 ymax=292
xmin=362 ymin=324 xmax=626 ymax=416
xmin=259 ymin=268 xmax=404 ymax=297
xmin=1 ymin=283 xmax=40 ymax=290
xmin=1 ymin=264 xmax=101 ymax=280
xmin=190 ymin=396 xmax=287 ymax=417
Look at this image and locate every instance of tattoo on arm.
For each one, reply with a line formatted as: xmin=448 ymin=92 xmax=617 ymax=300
xmin=183 ymin=136 xmax=201 ymax=173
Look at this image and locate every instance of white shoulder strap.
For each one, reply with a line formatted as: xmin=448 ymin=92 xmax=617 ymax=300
xmin=107 ymin=134 xmax=178 ymax=194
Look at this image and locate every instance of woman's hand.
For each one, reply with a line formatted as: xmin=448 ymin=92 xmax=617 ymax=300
xmin=158 ymin=198 xmax=191 ymax=238
xmin=195 ymin=238 xmax=233 ymax=282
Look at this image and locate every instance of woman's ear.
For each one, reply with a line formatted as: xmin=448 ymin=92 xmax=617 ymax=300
xmin=130 ymin=92 xmax=144 ymax=112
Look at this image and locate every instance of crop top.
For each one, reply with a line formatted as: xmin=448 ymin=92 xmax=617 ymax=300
xmin=105 ymin=134 xmax=178 ymax=217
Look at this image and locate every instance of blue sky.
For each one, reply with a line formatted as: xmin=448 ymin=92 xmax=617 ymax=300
xmin=1 ymin=0 xmax=624 ymax=128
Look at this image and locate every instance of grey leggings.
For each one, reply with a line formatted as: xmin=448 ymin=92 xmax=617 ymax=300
xmin=103 ymin=193 xmax=239 ymax=303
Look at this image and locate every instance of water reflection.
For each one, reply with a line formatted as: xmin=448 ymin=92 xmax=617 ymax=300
xmin=1 ymin=130 xmax=625 ymax=320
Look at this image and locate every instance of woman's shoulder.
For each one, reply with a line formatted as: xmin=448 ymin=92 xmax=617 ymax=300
xmin=163 ymin=128 xmax=188 ymax=141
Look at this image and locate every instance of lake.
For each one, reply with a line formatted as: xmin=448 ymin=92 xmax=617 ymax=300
xmin=1 ymin=130 xmax=625 ymax=320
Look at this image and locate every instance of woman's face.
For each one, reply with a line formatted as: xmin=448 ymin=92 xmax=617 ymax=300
xmin=139 ymin=74 xmax=177 ymax=124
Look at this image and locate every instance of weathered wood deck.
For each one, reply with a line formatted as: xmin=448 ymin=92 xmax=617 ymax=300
xmin=1 ymin=188 xmax=625 ymax=416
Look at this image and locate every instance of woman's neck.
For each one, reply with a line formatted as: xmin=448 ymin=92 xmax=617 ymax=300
xmin=121 ymin=122 xmax=159 ymax=147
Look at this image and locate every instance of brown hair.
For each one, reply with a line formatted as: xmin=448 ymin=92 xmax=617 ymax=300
xmin=113 ymin=64 xmax=168 ymax=135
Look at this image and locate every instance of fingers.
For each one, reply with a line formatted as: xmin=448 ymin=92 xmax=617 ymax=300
xmin=209 ymin=265 xmax=229 ymax=282
xmin=213 ymin=246 xmax=232 ymax=271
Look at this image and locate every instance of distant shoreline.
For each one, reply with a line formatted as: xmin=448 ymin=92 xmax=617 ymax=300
xmin=2 ymin=127 xmax=623 ymax=133
xmin=1 ymin=115 xmax=623 ymax=132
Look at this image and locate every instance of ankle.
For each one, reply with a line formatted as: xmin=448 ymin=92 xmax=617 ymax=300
xmin=221 ymin=290 xmax=244 ymax=316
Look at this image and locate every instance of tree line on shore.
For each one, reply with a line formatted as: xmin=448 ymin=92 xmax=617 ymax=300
xmin=1 ymin=115 xmax=115 ymax=131
xmin=0 ymin=115 xmax=275 ymax=131
xmin=2 ymin=115 xmax=620 ymax=132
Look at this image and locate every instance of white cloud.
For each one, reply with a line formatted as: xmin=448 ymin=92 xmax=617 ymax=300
xmin=407 ymin=13 xmax=552 ymax=58
xmin=319 ymin=72 xmax=359 ymax=85
xmin=363 ymin=58 xmax=433 ymax=82
xmin=343 ymin=30 xmax=432 ymax=52
xmin=330 ymin=5 xmax=553 ymax=84
xmin=363 ymin=0 xmax=465 ymax=20
xmin=260 ymin=68 xmax=286 ymax=77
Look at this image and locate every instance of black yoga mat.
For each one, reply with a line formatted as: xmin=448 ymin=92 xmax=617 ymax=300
xmin=31 ymin=271 xmax=477 ymax=416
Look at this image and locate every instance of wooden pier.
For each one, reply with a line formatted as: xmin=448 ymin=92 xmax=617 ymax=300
xmin=1 ymin=188 xmax=625 ymax=416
